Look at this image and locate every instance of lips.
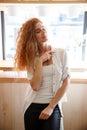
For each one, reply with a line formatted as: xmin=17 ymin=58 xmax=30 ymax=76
xmin=42 ymin=34 xmax=48 ymax=39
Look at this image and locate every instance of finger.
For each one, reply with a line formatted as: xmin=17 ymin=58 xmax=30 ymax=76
xmin=47 ymin=50 xmax=55 ymax=55
xmin=39 ymin=114 xmax=45 ymax=120
xmin=47 ymin=45 xmax=52 ymax=51
xmin=46 ymin=52 xmax=50 ymax=60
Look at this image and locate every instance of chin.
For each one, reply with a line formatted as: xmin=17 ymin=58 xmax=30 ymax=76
xmin=44 ymin=38 xmax=48 ymax=42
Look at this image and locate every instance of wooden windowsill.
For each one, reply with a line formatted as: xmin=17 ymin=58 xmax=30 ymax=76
xmin=0 ymin=71 xmax=87 ymax=84
xmin=0 ymin=60 xmax=87 ymax=72
xmin=0 ymin=60 xmax=87 ymax=84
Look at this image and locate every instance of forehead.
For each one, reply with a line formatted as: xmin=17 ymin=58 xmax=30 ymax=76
xmin=35 ymin=22 xmax=43 ymax=29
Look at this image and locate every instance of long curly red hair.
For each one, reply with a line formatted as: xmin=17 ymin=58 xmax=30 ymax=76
xmin=14 ymin=18 xmax=42 ymax=71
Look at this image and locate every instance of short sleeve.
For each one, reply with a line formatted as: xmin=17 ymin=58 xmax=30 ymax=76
xmin=61 ymin=50 xmax=70 ymax=80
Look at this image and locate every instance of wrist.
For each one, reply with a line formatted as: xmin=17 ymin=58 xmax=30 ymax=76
xmin=48 ymin=103 xmax=56 ymax=110
xmin=34 ymin=58 xmax=42 ymax=71
xmin=37 ymin=58 xmax=43 ymax=65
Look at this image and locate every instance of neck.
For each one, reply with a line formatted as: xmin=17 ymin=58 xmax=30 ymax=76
xmin=38 ymin=43 xmax=52 ymax=55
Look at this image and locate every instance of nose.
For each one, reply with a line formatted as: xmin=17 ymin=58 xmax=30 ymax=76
xmin=41 ymin=29 xmax=45 ymax=33
xmin=41 ymin=26 xmax=46 ymax=32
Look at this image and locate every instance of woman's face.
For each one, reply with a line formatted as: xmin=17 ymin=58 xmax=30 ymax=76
xmin=34 ymin=22 xmax=48 ymax=45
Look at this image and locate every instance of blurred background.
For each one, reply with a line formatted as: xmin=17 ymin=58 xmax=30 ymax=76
xmin=0 ymin=3 xmax=87 ymax=69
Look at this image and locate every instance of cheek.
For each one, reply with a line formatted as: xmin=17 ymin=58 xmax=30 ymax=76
xmin=35 ymin=35 xmax=41 ymax=42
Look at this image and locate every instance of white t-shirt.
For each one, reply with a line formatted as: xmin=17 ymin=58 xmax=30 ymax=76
xmin=24 ymin=48 xmax=70 ymax=115
xmin=33 ymin=64 xmax=55 ymax=103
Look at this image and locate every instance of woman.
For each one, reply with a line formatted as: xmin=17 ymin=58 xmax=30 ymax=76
xmin=14 ymin=17 xmax=70 ymax=130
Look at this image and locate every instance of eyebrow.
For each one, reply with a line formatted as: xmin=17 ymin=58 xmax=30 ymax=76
xmin=35 ymin=26 xmax=45 ymax=30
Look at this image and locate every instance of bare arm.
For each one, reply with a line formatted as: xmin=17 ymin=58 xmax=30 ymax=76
xmin=29 ymin=50 xmax=54 ymax=91
xmin=48 ymin=76 xmax=70 ymax=109
xmin=39 ymin=76 xmax=70 ymax=119
xmin=29 ymin=58 xmax=43 ymax=91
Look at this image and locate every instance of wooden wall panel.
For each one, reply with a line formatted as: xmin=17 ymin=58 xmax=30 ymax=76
xmin=0 ymin=83 xmax=28 ymax=130
xmin=0 ymin=0 xmax=87 ymax=3
xmin=0 ymin=83 xmax=87 ymax=130
xmin=63 ymin=84 xmax=87 ymax=130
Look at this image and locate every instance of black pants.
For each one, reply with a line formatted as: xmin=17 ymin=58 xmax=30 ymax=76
xmin=24 ymin=103 xmax=61 ymax=130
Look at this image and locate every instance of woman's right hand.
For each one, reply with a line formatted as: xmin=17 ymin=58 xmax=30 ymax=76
xmin=39 ymin=50 xmax=55 ymax=63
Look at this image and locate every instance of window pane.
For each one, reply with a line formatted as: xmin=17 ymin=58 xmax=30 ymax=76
xmin=2 ymin=4 xmax=87 ymax=68
xmin=0 ymin=11 xmax=3 ymax=59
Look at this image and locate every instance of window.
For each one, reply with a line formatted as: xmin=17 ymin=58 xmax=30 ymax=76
xmin=0 ymin=11 xmax=3 ymax=59
xmin=0 ymin=4 xmax=87 ymax=69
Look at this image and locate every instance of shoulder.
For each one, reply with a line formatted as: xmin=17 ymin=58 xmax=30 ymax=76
xmin=54 ymin=48 xmax=66 ymax=56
